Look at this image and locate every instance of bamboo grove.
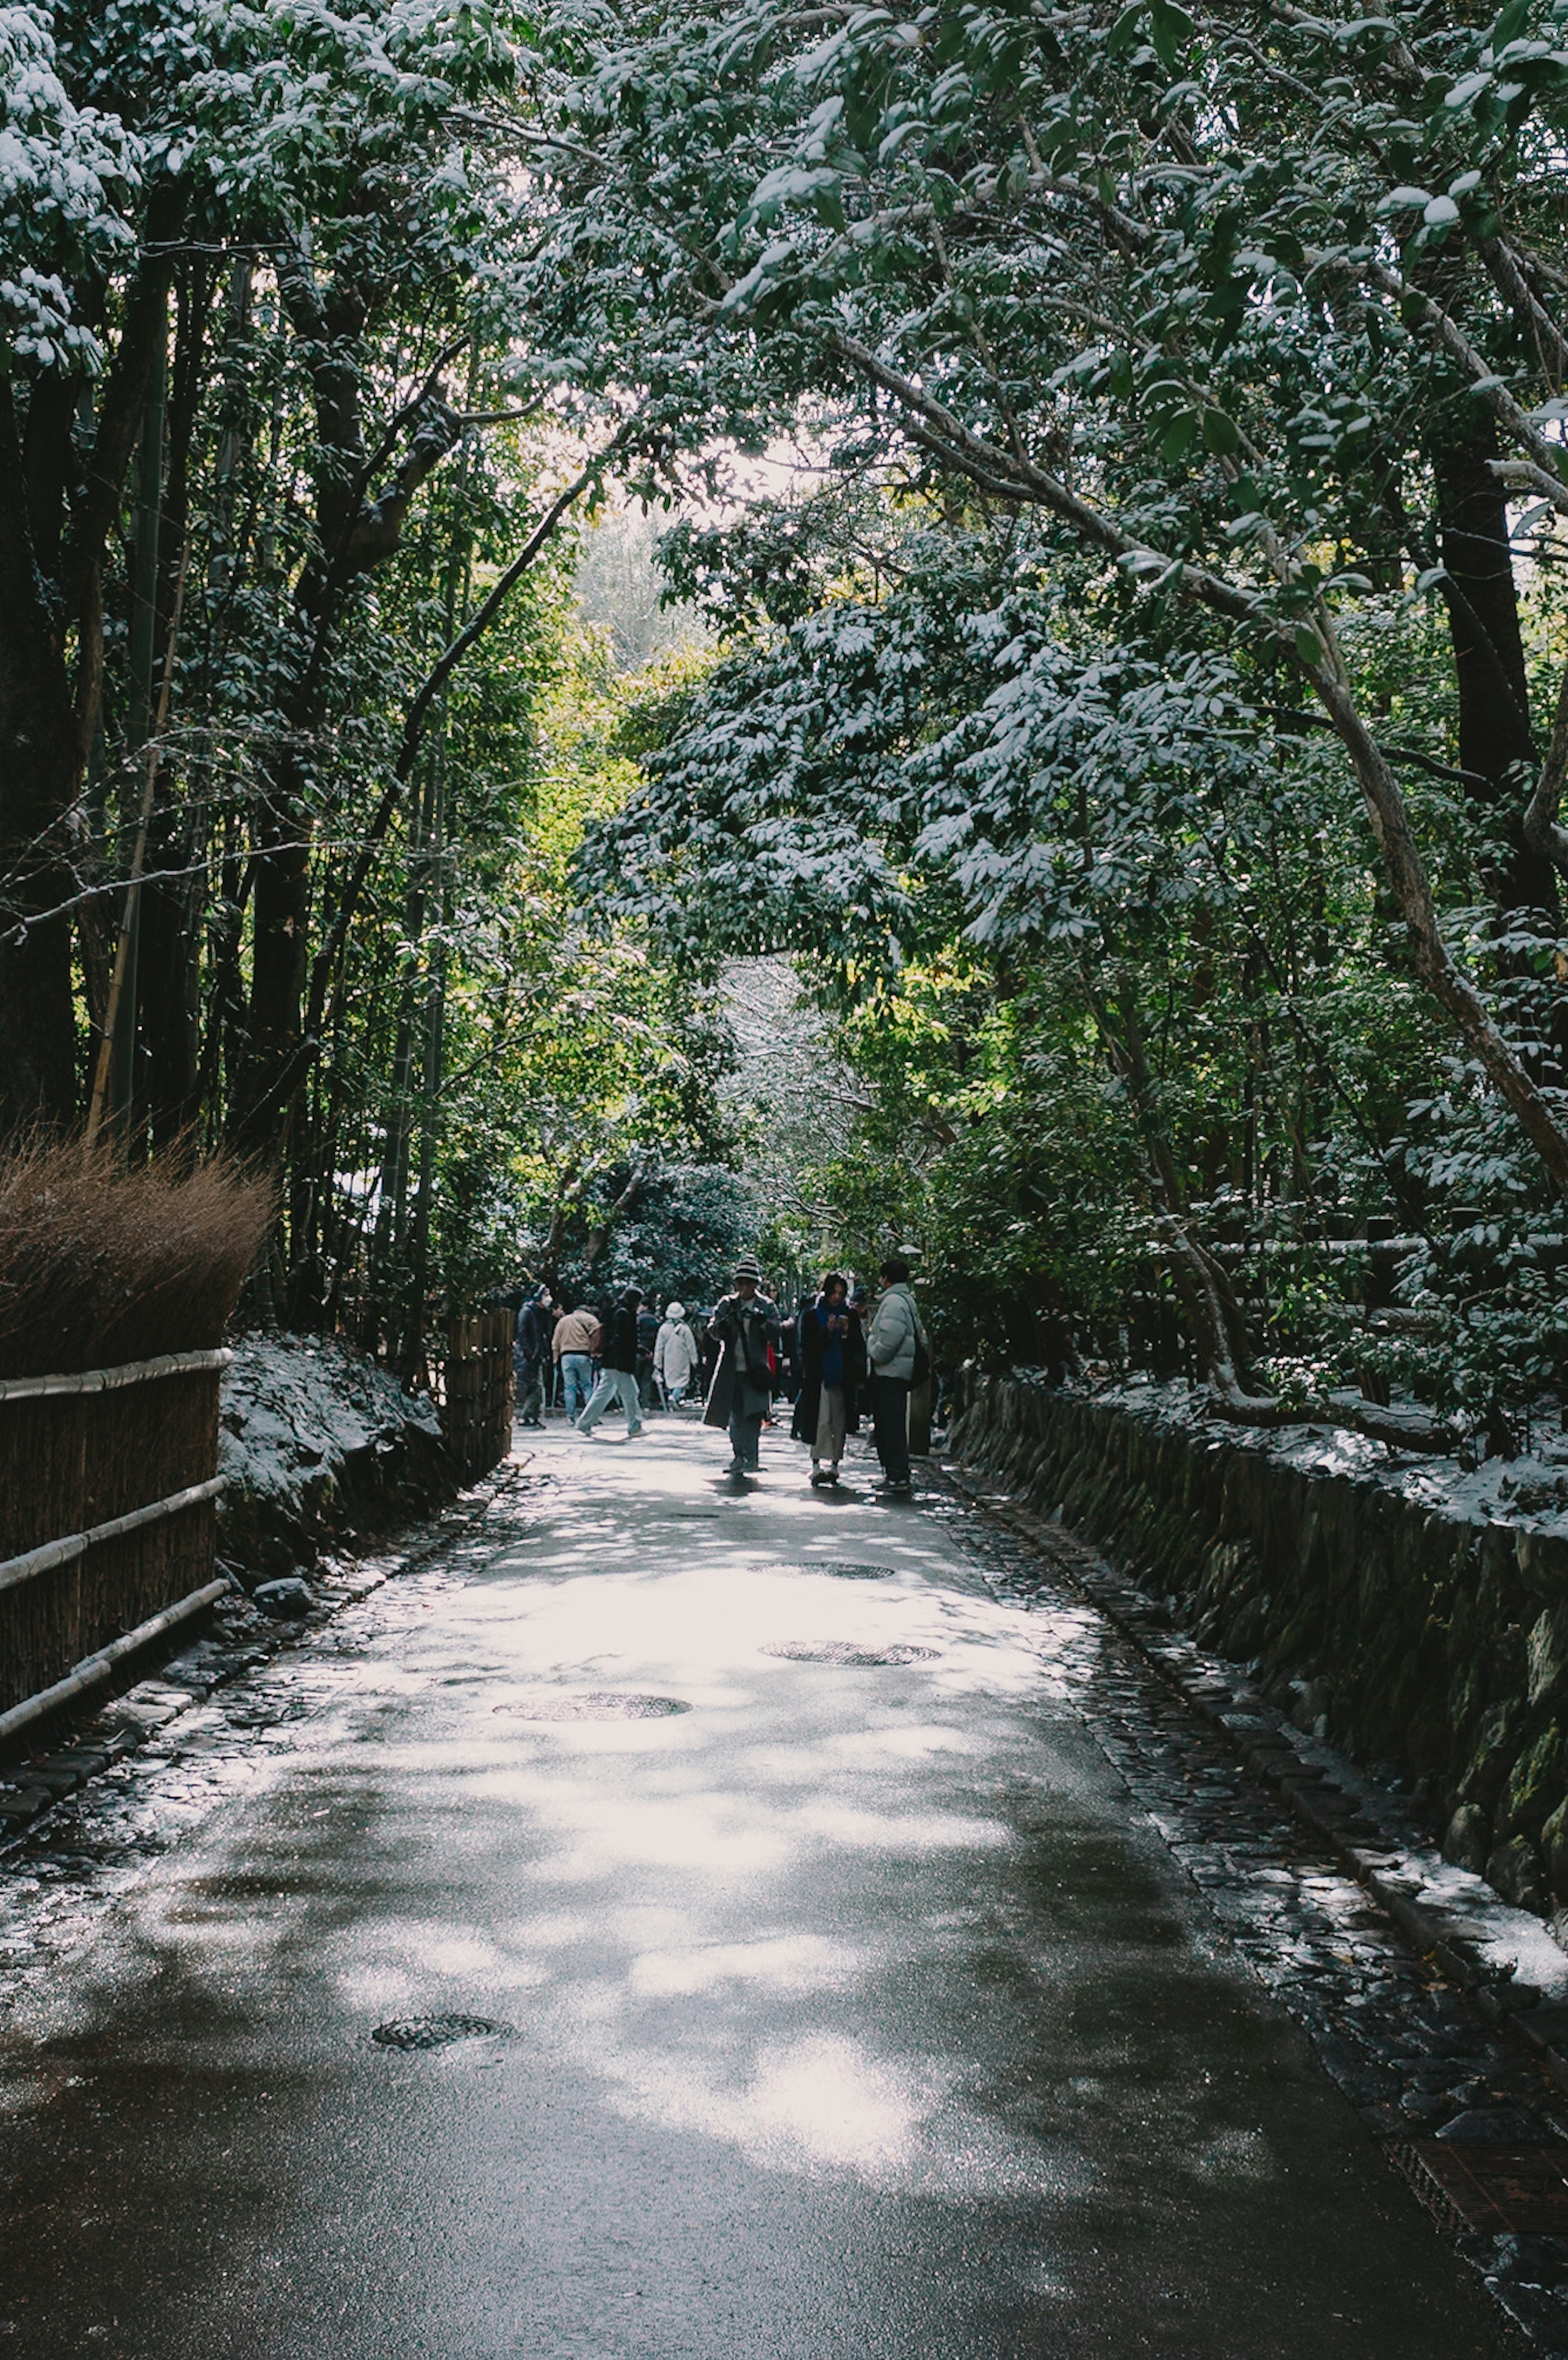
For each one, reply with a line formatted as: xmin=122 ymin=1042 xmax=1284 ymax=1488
xmin=0 ymin=0 xmax=737 ymax=1357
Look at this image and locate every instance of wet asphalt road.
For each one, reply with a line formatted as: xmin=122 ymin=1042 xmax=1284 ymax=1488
xmin=0 ymin=1419 xmax=1516 ymax=2357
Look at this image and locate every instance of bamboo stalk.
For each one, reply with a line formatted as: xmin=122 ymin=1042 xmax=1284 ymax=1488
xmin=0 ymin=1348 xmax=232 ymax=1403
xmin=0 ymin=1475 xmax=227 ymax=1597
xmin=84 ymin=540 xmax=191 ymax=1148
xmin=0 ymin=1574 xmax=232 ymax=1745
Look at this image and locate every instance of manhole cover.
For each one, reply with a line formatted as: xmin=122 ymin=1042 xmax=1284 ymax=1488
xmin=762 ymin=1641 xmax=938 ymax=1666
xmin=493 ymin=1692 xmax=692 ymax=1720
xmin=799 ymin=1560 xmax=897 ymax=1580
xmin=371 ymin=2014 xmax=511 ymax=2050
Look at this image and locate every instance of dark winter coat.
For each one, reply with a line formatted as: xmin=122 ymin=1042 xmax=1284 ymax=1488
xmin=704 ymin=1292 xmax=781 ymax=1428
xmin=791 ymin=1300 xmax=866 ymax=1444
xmin=607 ymin=1302 xmax=640 ymax=1374
xmin=515 ymin=1298 xmax=553 ymax=1370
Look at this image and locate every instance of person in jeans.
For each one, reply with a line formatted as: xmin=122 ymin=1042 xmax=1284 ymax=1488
xmin=704 ymin=1256 xmax=781 ymax=1474
xmin=866 ymin=1256 xmax=924 ymax=1496
xmin=552 ymin=1299 xmax=602 ymax=1423
xmin=576 ymin=1286 xmax=645 ymax=1437
xmin=792 ymin=1271 xmax=866 ymax=1486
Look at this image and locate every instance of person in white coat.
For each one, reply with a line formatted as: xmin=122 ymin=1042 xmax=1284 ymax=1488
xmin=653 ymin=1300 xmax=700 ymax=1410
xmin=866 ymin=1256 xmax=924 ymax=1495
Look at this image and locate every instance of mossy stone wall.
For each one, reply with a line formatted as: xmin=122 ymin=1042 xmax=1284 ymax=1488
xmin=948 ymin=1368 xmax=1568 ymax=1922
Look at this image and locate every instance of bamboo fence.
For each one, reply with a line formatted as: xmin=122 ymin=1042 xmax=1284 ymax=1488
xmin=438 ymin=1310 xmax=514 ymax=1482
xmin=0 ymin=1350 xmax=229 ymax=1728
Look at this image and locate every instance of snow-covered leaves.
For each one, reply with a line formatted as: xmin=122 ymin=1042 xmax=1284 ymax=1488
xmin=0 ymin=3 xmax=136 ymax=367
xmin=3 ymin=0 xmax=525 ymax=378
xmin=180 ymin=0 xmax=518 ymax=210
xmin=581 ymin=545 xmax=1307 ymax=980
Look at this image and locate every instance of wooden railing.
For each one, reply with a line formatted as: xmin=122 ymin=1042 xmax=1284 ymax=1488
xmin=0 ymin=1350 xmax=231 ymax=1736
xmin=438 ymin=1310 xmax=514 ymax=1482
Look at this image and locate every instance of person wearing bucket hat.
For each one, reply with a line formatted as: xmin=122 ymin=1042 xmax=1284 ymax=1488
xmin=704 ymin=1256 xmax=782 ymax=1474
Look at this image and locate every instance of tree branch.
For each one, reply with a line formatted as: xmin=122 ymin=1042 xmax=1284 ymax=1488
xmin=1525 ymin=661 xmax=1568 ymax=880
xmin=830 ymin=329 xmax=1568 ymax=1197
xmin=296 ymin=441 xmax=620 ymax=1062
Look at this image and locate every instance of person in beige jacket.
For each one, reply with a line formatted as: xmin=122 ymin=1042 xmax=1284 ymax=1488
xmin=552 ymin=1302 xmax=602 ymax=1422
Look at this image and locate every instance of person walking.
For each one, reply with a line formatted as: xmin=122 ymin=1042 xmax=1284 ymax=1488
xmin=704 ymin=1256 xmax=782 ymax=1475
xmin=654 ymin=1300 xmax=699 ymax=1410
xmin=513 ymin=1284 xmax=554 ymax=1429
xmin=552 ymin=1298 xmax=602 ymax=1424
xmin=792 ymin=1271 xmax=866 ymax=1487
xmin=635 ymin=1298 xmax=660 ymax=1412
xmin=866 ymin=1256 xmax=926 ymax=1497
xmin=575 ymin=1286 xmax=645 ymax=1438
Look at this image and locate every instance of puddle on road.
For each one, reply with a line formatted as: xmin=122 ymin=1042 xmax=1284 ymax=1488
xmin=492 ymin=1693 xmax=693 ymax=1721
xmin=761 ymin=1642 xmax=940 ymax=1667
xmin=371 ymin=2012 xmax=512 ymax=2050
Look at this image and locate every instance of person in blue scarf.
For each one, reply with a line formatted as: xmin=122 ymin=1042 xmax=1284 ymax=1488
xmin=791 ymin=1271 xmax=867 ymax=1486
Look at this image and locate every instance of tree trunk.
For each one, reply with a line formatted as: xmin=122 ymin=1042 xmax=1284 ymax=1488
xmin=234 ymin=769 xmax=312 ymax=1157
xmin=0 ymin=384 xmax=83 ymax=1131
xmin=585 ymin=1167 xmax=648 ymax=1269
xmin=1432 ymin=416 xmax=1559 ymax=922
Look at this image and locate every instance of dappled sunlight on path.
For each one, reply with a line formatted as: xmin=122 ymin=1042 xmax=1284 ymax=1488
xmin=0 ymin=1419 xmax=1518 ymax=2358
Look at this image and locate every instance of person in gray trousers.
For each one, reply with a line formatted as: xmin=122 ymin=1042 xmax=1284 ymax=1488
xmin=865 ymin=1256 xmax=924 ymax=1496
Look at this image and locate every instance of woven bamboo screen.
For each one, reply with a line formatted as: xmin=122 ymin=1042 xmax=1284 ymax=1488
xmin=0 ymin=1359 xmax=224 ymax=1719
xmin=440 ymin=1310 xmax=515 ymax=1483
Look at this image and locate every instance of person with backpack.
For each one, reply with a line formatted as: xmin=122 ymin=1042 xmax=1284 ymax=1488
xmin=654 ymin=1300 xmax=700 ymax=1409
xmin=865 ymin=1256 xmax=928 ymax=1497
xmin=704 ymin=1255 xmax=782 ymax=1475
xmin=574 ymin=1285 xmax=646 ymax=1439
xmin=792 ymin=1271 xmax=867 ymax=1487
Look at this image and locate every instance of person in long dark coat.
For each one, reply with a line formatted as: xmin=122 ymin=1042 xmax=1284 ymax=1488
xmin=791 ymin=1271 xmax=866 ymax=1486
xmin=704 ymin=1255 xmax=782 ymax=1474
xmin=513 ymin=1284 xmax=554 ymax=1428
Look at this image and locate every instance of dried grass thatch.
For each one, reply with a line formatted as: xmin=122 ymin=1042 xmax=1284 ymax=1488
xmin=0 ymin=1140 xmax=274 ymax=1379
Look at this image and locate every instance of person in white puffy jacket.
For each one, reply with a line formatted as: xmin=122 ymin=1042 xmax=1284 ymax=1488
xmin=653 ymin=1300 xmax=700 ymax=1410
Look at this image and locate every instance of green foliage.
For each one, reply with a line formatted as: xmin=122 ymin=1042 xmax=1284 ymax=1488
xmin=558 ymin=1164 xmax=759 ymax=1309
xmin=541 ymin=0 xmax=1568 ymax=1431
xmin=337 ymin=625 xmax=738 ymax=1325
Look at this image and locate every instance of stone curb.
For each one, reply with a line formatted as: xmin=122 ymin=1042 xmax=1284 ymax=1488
xmin=938 ymin=1458 xmax=1568 ymax=2039
xmin=0 ymin=1454 xmax=531 ymax=1854
xmin=931 ymin=1457 xmax=1568 ymax=2357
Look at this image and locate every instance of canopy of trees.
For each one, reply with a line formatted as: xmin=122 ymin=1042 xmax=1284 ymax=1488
xmin=546 ymin=0 xmax=1568 ymax=1436
xmin=8 ymin=0 xmax=1568 ymax=1435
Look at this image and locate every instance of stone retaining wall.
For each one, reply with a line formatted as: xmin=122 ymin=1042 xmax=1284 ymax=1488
xmin=947 ymin=1367 xmax=1568 ymax=1928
